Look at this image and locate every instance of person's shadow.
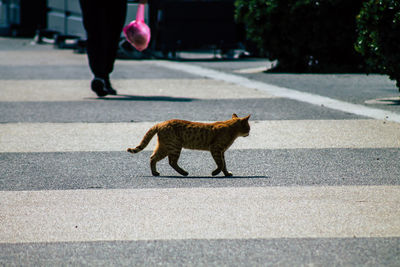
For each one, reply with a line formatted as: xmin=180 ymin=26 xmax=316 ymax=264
xmin=380 ymin=98 xmax=400 ymax=105
xmin=87 ymin=94 xmax=195 ymax=102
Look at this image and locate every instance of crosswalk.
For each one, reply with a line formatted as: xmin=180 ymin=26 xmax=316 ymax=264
xmin=1 ymin=39 xmax=400 ymax=265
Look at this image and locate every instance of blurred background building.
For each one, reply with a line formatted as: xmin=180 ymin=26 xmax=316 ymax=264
xmin=0 ymin=0 xmax=244 ymax=57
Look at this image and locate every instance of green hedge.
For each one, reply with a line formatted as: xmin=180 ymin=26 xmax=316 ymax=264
xmin=355 ymin=0 xmax=400 ymax=90
xmin=235 ymin=0 xmax=365 ymax=72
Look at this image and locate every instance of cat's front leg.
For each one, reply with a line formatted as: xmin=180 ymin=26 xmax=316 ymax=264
xmin=211 ymin=149 xmax=227 ymax=176
xmin=221 ymin=153 xmax=233 ymax=177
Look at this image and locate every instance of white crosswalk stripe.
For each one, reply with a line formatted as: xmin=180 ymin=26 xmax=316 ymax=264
xmin=2 ymin=186 xmax=399 ymax=244
xmin=1 ymin=120 xmax=400 ymax=152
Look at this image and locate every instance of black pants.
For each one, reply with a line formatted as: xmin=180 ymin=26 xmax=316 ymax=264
xmin=79 ymin=0 xmax=127 ymax=80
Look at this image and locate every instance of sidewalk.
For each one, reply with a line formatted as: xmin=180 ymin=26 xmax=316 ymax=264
xmin=2 ymin=36 xmax=398 ymax=116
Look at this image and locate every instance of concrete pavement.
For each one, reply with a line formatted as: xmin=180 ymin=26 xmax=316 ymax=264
xmin=1 ymin=36 xmax=400 ymax=266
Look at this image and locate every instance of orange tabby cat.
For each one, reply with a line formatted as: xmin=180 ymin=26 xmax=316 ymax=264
xmin=127 ymin=114 xmax=250 ymax=177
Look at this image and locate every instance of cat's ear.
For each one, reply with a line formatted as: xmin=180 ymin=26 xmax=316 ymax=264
xmin=232 ymin=113 xmax=238 ymax=119
xmin=243 ymin=115 xmax=251 ymax=121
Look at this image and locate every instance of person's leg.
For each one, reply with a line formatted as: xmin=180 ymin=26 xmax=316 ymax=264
xmin=80 ymin=0 xmax=127 ymax=96
xmin=80 ymin=0 xmax=109 ymax=78
xmin=79 ymin=0 xmax=109 ymax=96
xmin=103 ymin=0 xmax=127 ymax=94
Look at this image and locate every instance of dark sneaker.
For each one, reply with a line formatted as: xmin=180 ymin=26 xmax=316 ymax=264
xmin=91 ymin=78 xmax=108 ymax=97
xmin=105 ymin=78 xmax=117 ymax=95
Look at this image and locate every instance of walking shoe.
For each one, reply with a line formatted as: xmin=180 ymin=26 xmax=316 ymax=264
xmin=91 ymin=78 xmax=108 ymax=97
xmin=105 ymin=78 xmax=117 ymax=95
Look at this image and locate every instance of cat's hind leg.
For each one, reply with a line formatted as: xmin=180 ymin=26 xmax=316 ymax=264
xmin=168 ymin=146 xmax=189 ymax=176
xmin=210 ymin=149 xmax=224 ymax=176
xmin=150 ymin=144 xmax=167 ymax=176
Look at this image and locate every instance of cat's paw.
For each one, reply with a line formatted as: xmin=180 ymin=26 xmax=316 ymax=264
xmin=181 ymin=171 xmax=189 ymax=176
xmin=224 ymin=172 xmax=233 ymax=177
xmin=152 ymin=171 xmax=160 ymax=176
xmin=212 ymin=169 xmax=221 ymax=176
xmin=127 ymin=147 xmax=141 ymax=153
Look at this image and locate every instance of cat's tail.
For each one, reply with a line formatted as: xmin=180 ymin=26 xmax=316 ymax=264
xmin=127 ymin=124 xmax=159 ymax=154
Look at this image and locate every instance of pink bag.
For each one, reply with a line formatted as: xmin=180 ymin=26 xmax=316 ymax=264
xmin=123 ymin=3 xmax=151 ymax=51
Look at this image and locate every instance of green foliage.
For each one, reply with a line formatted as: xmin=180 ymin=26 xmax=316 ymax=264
xmin=235 ymin=0 xmax=365 ymax=72
xmin=355 ymin=0 xmax=400 ymax=90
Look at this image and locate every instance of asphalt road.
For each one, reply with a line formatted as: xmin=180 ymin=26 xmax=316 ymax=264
xmin=190 ymin=59 xmax=400 ymax=112
xmin=1 ymin=37 xmax=399 ymax=266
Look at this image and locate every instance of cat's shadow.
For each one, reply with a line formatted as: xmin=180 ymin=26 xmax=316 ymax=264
xmin=87 ymin=94 xmax=195 ymax=102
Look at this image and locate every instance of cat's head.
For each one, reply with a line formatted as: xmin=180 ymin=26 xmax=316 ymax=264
xmin=232 ymin=113 xmax=251 ymax=137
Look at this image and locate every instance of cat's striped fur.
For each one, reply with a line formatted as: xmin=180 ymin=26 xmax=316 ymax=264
xmin=127 ymin=114 xmax=251 ymax=177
